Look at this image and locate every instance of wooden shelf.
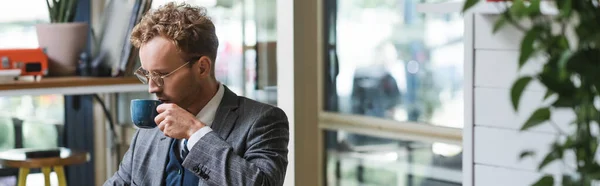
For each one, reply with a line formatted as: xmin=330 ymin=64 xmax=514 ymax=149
xmin=0 ymin=76 xmax=147 ymax=97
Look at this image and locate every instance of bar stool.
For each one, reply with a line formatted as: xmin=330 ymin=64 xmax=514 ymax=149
xmin=0 ymin=147 xmax=89 ymax=186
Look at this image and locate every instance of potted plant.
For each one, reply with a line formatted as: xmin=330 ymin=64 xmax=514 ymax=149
xmin=36 ymin=0 xmax=88 ymax=76
xmin=463 ymin=0 xmax=600 ymax=185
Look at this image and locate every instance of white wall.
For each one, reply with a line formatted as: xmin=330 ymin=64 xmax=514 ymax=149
xmin=468 ymin=14 xmax=573 ymax=186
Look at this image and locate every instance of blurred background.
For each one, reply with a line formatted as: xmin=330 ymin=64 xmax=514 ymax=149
xmin=0 ymin=0 xmax=465 ymax=186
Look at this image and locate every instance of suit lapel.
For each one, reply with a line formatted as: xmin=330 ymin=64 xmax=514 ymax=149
xmin=149 ymin=129 xmax=172 ymax=186
xmin=211 ymin=86 xmax=239 ymax=140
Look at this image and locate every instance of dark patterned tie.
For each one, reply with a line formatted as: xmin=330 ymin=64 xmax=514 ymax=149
xmin=181 ymin=139 xmax=189 ymax=159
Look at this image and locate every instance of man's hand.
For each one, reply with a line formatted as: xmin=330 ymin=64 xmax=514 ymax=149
xmin=155 ymin=103 xmax=205 ymax=139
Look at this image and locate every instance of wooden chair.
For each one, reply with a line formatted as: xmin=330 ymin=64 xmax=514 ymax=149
xmin=0 ymin=147 xmax=89 ymax=186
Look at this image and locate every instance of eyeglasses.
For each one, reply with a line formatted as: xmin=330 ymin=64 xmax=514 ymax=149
xmin=134 ymin=61 xmax=190 ymax=87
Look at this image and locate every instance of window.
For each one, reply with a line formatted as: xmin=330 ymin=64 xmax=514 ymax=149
xmin=324 ymin=0 xmax=464 ymax=129
xmin=0 ymin=1 xmax=62 ymax=152
xmin=322 ymin=0 xmax=464 ymax=185
xmin=0 ymin=95 xmax=65 ymax=149
xmin=0 ymin=1 xmax=65 ymax=184
xmin=0 ymin=0 xmax=49 ymax=49
xmin=325 ymin=130 xmax=462 ymax=186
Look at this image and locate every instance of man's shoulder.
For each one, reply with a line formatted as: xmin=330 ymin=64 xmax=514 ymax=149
xmin=132 ymin=128 xmax=163 ymax=143
xmin=236 ymin=96 xmax=287 ymax=119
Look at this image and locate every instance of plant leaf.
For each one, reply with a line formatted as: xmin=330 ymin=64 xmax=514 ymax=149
xmin=528 ymin=0 xmax=541 ymax=16
xmin=493 ymin=16 xmax=507 ymax=34
xmin=552 ymin=96 xmax=575 ymax=108
xmin=519 ymin=150 xmax=535 ymax=160
xmin=562 ymin=137 xmax=576 ymax=150
xmin=462 ymin=0 xmax=480 ymax=13
xmin=45 ymin=0 xmax=54 ymax=22
xmin=557 ymin=35 xmax=570 ymax=50
xmin=559 ymin=0 xmax=572 ymax=18
xmin=511 ymin=76 xmax=533 ymax=111
xmin=532 ymin=175 xmax=554 ymax=186
xmin=538 ymin=150 xmax=559 ymax=170
xmin=586 ymin=165 xmax=600 ymax=180
xmin=562 ymin=174 xmax=575 ymax=186
xmin=59 ymin=0 xmax=68 ymax=23
xmin=521 ymin=108 xmax=550 ymax=131
xmin=543 ymin=90 xmax=553 ymax=100
xmin=51 ymin=0 xmax=59 ymax=23
xmin=510 ymin=0 xmax=527 ymax=18
xmin=558 ymin=50 xmax=572 ymax=70
xmin=64 ymin=0 xmax=78 ymax=23
xmin=70 ymin=0 xmax=80 ymax=22
xmin=538 ymin=64 xmax=576 ymax=96
xmin=519 ymin=28 xmax=540 ymax=68
xmin=590 ymin=134 xmax=599 ymax=157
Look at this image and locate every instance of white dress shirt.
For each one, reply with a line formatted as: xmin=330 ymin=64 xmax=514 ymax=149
xmin=179 ymin=83 xmax=225 ymax=155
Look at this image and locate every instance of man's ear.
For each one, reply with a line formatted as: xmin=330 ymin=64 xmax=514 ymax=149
xmin=197 ymin=56 xmax=212 ymax=78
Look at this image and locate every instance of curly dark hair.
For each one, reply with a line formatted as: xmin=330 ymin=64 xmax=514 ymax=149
xmin=130 ymin=2 xmax=219 ymax=63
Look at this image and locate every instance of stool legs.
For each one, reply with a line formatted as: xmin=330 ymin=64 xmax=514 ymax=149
xmin=15 ymin=166 xmax=67 ymax=186
xmin=41 ymin=167 xmax=51 ymax=186
xmin=17 ymin=168 xmax=29 ymax=186
xmin=54 ymin=166 xmax=66 ymax=186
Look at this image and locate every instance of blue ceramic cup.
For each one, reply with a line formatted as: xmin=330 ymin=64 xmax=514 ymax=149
xmin=130 ymin=99 xmax=161 ymax=129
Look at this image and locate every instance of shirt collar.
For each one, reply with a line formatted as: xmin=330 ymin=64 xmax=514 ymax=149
xmin=195 ymin=83 xmax=225 ymax=126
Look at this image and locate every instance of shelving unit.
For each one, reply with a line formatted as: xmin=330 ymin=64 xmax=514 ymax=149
xmin=0 ymin=76 xmax=147 ymax=97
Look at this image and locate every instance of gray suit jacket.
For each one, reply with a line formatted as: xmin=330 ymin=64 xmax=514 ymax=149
xmin=104 ymin=86 xmax=289 ymax=186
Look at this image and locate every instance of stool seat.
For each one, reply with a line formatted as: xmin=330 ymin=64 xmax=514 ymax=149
xmin=0 ymin=147 xmax=89 ymax=168
xmin=0 ymin=147 xmax=89 ymax=186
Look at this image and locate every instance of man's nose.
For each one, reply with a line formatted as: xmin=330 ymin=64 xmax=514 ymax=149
xmin=148 ymin=79 xmax=161 ymax=94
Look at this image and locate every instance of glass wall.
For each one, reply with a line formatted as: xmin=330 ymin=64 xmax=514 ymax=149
xmin=0 ymin=0 xmax=63 ymax=156
xmin=322 ymin=0 xmax=464 ymax=185
xmin=245 ymin=0 xmax=278 ymax=105
xmin=0 ymin=95 xmax=64 ymax=151
xmin=324 ymin=0 xmax=464 ymax=129
xmin=325 ymin=130 xmax=462 ymax=186
xmin=0 ymin=1 xmax=65 ymax=183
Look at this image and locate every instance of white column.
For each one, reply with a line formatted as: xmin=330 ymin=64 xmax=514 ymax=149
xmin=277 ymin=0 xmax=322 ymax=185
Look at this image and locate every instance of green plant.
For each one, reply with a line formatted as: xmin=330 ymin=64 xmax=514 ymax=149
xmin=45 ymin=0 xmax=79 ymax=23
xmin=463 ymin=0 xmax=600 ymax=185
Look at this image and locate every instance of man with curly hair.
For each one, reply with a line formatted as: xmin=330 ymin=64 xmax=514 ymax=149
xmin=104 ymin=2 xmax=289 ymax=186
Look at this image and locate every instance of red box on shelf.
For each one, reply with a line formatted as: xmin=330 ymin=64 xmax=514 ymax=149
xmin=0 ymin=48 xmax=49 ymax=79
